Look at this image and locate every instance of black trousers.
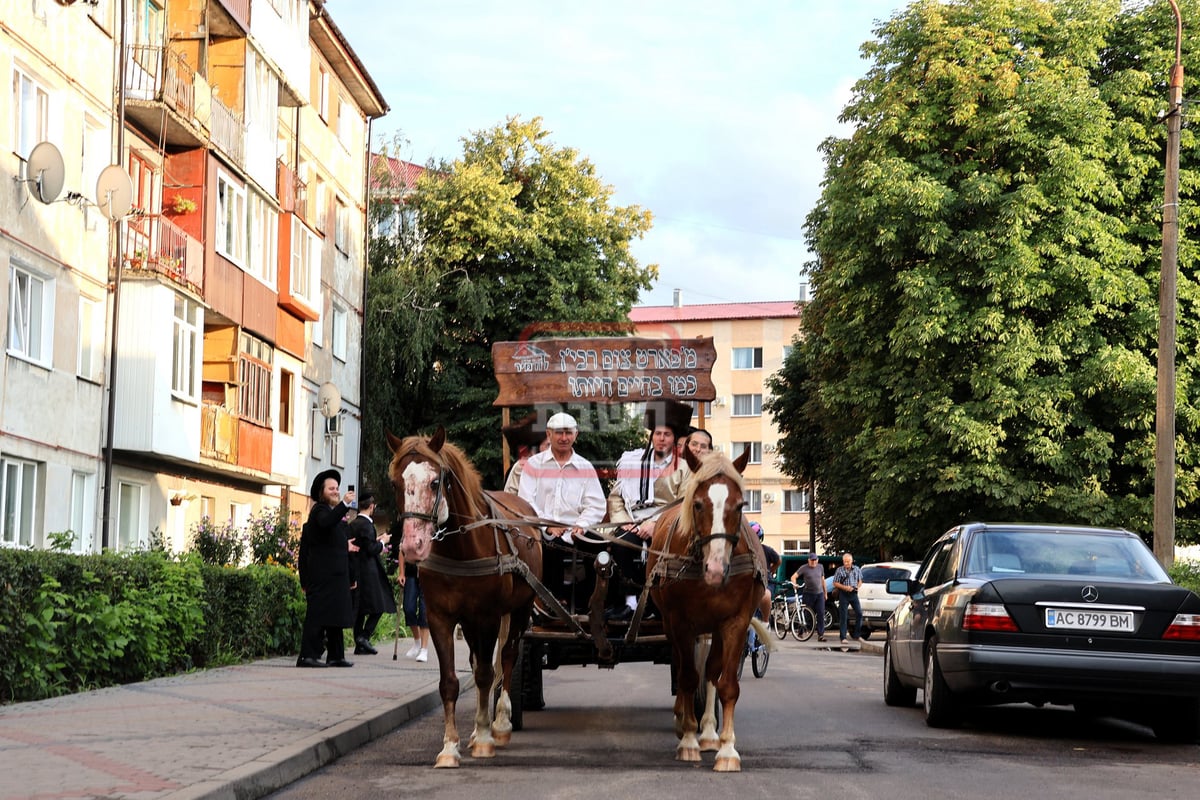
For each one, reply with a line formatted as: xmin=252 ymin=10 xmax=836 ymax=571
xmin=354 ymin=612 xmax=383 ymax=643
xmin=610 ymin=528 xmax=648 ymax=598
xmin=300 ymin=622 xmax=346 ymax=662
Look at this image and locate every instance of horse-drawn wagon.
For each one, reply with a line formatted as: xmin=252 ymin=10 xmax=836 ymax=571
xmin=388 ymin=333 xmax=771 ymax=771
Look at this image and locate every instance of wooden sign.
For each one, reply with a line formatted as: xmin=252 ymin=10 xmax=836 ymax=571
xmin=492 ymin=336 xmax=717 ymax=406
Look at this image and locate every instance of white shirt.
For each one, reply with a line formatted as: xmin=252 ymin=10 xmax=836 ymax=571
xmin=612 ymin=447 xmax=674 ymax=522
xmin=517 ymin=448 xmax=606 ymax=529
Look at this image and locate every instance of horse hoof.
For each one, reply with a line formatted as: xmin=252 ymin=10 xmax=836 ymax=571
xmin=471 ymin=742 xmax=496 ymax=759
xmin=713 ymin=757 xmax=741 ymax=772
xmin=434 ymin=755 xmax=460 ymax=769
xmin=676 ymin=746 xmax=701 ymax=762
xmin=698 ymin=737 xmax=720 ymax=752
xmin=492 ymin=729 xmax=512 ymax=747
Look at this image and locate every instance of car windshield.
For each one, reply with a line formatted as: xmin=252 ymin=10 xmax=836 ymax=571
xmin=861 ymin=566 xmax=912 ymax=583
xmin=963 ymin=529 xmax=1170 ymax=582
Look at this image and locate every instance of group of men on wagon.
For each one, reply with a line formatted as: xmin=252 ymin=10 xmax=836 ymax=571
xmin=501 ymin=398 xmax=710 ymax=622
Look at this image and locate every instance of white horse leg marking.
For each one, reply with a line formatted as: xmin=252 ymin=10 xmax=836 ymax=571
xmin=698 ymin=680 xmax=720 ymax=751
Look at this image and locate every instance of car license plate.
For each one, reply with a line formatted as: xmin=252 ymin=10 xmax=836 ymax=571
xmin=863 ymin=610 xmax=882 ymax=618
xmin=1044 ymin=608 xmax=1134 ymax=632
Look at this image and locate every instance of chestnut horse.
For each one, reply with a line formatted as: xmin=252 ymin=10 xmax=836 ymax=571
xmin=387 ymin=427 xmax=543 ymax=768
xmin=647 ymin=447 xmax=765 ymax=772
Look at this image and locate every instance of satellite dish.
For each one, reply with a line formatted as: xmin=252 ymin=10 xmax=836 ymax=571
xmin=317 ymin=382 xmax=342 ymax=418
xmin=96 ymin=165 xmax=133 ymax=220
xmin=26 ymin=142 xmax=65 ymax=204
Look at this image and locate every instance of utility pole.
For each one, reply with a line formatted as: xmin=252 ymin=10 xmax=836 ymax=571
xmin=1155 ymin=0 xmax=1183 ymax=568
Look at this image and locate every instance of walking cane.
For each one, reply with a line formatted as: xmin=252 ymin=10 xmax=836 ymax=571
xmin=392 ymin=577 xmax=403 ymax=660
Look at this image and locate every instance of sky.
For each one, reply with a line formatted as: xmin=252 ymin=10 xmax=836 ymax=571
xmin=329 ymin=1 xmax=910 ymax=308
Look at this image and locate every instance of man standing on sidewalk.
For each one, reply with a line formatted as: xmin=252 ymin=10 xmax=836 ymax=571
xmin=833 ymin=551 xmax=864 ymax=644
xmin=297 ymin=470 xmax=357 ymax=668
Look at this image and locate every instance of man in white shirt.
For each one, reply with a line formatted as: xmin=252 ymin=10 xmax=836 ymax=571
xmin=517 ymin=412 xmax=605 ymax=598
xmin=605 ymin=399 xmax=693 ymax=620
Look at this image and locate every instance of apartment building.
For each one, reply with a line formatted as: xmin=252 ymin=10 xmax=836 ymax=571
xmin=1 ymin=1 xmax=386 ymax=553
xmin=629 ymin=295 xmax=812 ymax=556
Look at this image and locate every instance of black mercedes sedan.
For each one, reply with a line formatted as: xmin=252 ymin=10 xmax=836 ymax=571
xmin=883 ymin=522 xmax=1200 ymax=741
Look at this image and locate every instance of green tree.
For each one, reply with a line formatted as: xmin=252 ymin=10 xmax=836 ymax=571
xmin=363 ymin=118 xmax=655 ymax=495
xmin=769 ymin=0 xmax=1200 ymax=558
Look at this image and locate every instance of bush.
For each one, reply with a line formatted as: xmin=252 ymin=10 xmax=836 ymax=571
xmin=0 ymin=548 xmax=302 ymax=704
xmin=247 ymin=507 xmax=300 ymax=569
xmin=1170 ymin=559 xmax=1200 ymax=595
xmin=189 ymin=517 xmax=246 ymax=566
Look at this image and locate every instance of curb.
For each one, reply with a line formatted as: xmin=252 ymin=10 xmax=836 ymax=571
xmin=160 ymin=676 xmax=474 ymax=800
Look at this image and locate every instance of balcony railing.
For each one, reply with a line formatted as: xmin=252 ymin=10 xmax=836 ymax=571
xmin=276 ymin=158 xmax=307 ymax=217
xmin=122 ymin=214 xmax=201 ymax=293
xmin=123 ymin=45 xmax=196 ymax=123
xmin=210 ymin=96 xmax=245 ymax=168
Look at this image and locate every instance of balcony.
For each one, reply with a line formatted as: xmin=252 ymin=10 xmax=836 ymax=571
xmin=122 ymin=214 xmax=203 ymax=294
xmin=210 ymin=96 xmax=245 ymax=169
xmin=276 ymin=158 xmax=307 ymax=218
xmin=123 ymin=45 xmax=205 ymax=149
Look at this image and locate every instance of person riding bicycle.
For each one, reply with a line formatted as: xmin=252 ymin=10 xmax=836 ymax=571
xmin=752 ymin=522 xmax=779 ymax=621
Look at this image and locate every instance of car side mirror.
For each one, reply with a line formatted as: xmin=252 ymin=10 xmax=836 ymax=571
xmin=886 ymin=577 xmax=918 ymax=596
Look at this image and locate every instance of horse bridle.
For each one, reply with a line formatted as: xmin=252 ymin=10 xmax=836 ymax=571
xmin=397 ymin=460 xmax=450 ymax=538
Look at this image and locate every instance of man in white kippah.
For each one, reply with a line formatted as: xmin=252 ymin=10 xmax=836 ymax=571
xmin=517 ymin=411 xmax=605 ymax=601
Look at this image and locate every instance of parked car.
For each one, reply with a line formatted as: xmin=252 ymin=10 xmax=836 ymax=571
xmin=824 ymin=562 xmax=921 ymax=638
xmin=883 ymin=522 xmax=1200 ymax=741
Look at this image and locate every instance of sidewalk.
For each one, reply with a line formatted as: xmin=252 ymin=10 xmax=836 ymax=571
xmin=0 ymin=643 xmax=471 ymax=800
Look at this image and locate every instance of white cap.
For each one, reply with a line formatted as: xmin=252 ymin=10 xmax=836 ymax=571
xmin=545 ymin=412 xmax=578 ymax=430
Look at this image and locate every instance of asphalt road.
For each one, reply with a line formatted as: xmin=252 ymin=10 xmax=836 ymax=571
xmin=269 ymin=638 xmax=1198 ymax=799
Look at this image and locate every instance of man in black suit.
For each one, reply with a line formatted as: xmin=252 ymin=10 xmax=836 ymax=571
xmin=349 ymin=489 xmax=396 ymax=655
xmin=297 ymin=469 xmax=357 ymax=667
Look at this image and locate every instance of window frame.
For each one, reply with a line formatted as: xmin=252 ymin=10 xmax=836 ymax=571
xmin=783 ymin=488 xmax=812 ymax=513
xmin=731 ymin=441 xmax=763 ymax=464
xmin=77 ymin=295 xmax=104 ymax=382
xmin=69 ymin=470 xmax=95 ymax=553
xmin=1 ymin=456 xmax=38 ymax=548
xmin=215 ymin=169 xmax=247 ymax=265
xmin=731 ymin=346 xmax=763 ymax=370
xmin=172 ymin=295 xmax=201 ymax=401
xmin=732 ymin=393 xmax=762 ymax=417
xmin=13 ymin=64 xmax=51 ymax=158
xmin=330 ymin=303 xmax=347 ymax=361
xmin=8 ymin=262 xmax=54 ymax=367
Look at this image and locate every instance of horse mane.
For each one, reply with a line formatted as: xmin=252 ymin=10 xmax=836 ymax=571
xmin=390 ymin=433 xmax=489 ymax=521
xmin=678 ymin=452 xmax=745 ymax=533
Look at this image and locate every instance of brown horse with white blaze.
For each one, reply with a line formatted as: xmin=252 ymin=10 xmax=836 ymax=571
xmin=387 ymin=427 xmax=542 ymax=768
xmin=648 ymin=446 xmax=764 ymax=772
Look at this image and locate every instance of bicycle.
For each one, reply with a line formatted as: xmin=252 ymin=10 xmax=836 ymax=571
xmin=739 ymin=614 xmax=770 ymax=678
xmin=770 ymin=582 xmax=813 ymax=640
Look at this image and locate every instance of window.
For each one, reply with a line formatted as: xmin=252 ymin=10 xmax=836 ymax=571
xmin=732 ymin=394 xmax=762 ymax=416
xmin=782 ymin=345 xmax=793 ymax=361
xmin=82 ymin=115 xmax=107 ymax=229
xmin=116 ymin=481 xmax=145 ymax=551
xmin=279 ymin=369 xmax=294 ymax=435
xmin=689 ymin=400 xmax=711 ymax=417
xmin=200 ymin=495 xmax=214 ymax=520
xmin=215 ymin=170 xmax=246 ymax=264
xmin=782 ymin=539 xmax=802 ymax=554
xmin=731 ymin=441 xmax=762 ymax=464
xmin=13 ymin=66 xmax=50 ymax=157
xmin=336 ymin=95 xmax=361 ymax=149
xmin=172 ymin=295 xmax=200 ymax=400
xmin=238 ymin=332 xmax=272 ymax=426
xmin=311 ymin=307 xmax=324 ymax=349
xmin=784 ymin=489 xmax=812 ymax=513
xmin=732 ymin=347 xmax=763 ymax=369
xmin=246 ymin=190 xmax=278 ymax=286
xmin=8 ymin=263 xmax=53 ymax=365
xmin=317 ymin=64 xmax=330 ymax=121
xmin=743 ymin=490 xmax=762 ymax=513
xmin=129 ymin=0 xmax=165 ymax=47
xmin=331 ymin=303 xmax=347 ymax=361
xmin=78 ymin=296 xmax=104 ymax=381
xmin=334 ymin=197 xmax=350 ymax=255
xmin=312 ymin=177 xmax=327 ymax=233
xmin=69 ymin=471 xmax=95 ymax=553
xmin=290 ymin=218 xmax=320 ymax=308
xmin=1 ymin=456 xmax=37 ymax=547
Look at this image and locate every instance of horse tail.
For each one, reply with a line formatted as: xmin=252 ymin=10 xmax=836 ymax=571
xmin=750 ymin=617 xmax=776 ymax=652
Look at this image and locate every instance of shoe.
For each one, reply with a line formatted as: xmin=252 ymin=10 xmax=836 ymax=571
xmin=818 ymin=636 xmax=826 ymax=642
xmin=840 ymin=638 xmax=848 ymax=645
xmin=405 ymin=644 xmax=421 ymax=659
xmin=354 ymin=639 xmax=378 ymax=655
xmin=415 ymin=648 xmax=428 ymax=662
xmin=296 ymin=657 xmax=327 ymax=668
xmin=326 ymin=659 xmax=355 ymax=667
xmin=605 ymin=606 xmax=634 ymax=622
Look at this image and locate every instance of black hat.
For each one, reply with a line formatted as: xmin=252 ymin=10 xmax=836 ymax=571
xmin=643 ymin=399 xmax=694 ymax=438
xmin=358 ymin=488 xmax=376 ymax=509
xmin=502 ymin=413 xmax=543 ymax=451
xmin=309 ymin=468 xmax=341 ymax=502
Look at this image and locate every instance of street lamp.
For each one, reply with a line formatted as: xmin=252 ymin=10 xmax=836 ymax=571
xmin=1154 ymin=0 xmax=1183 ymax=568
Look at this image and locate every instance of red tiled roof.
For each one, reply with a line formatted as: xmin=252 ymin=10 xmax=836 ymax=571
xmin=629 ymin=300 xmax=801 ymax=323
xmin=369 ymin=154 xmax=426 ymax=193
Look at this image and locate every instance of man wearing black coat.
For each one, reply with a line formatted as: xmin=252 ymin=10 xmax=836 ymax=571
xmin=297 ymin=469 xmax=357 ymax=668
xmin=350 ymin=489 xmax=397 ymax=655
